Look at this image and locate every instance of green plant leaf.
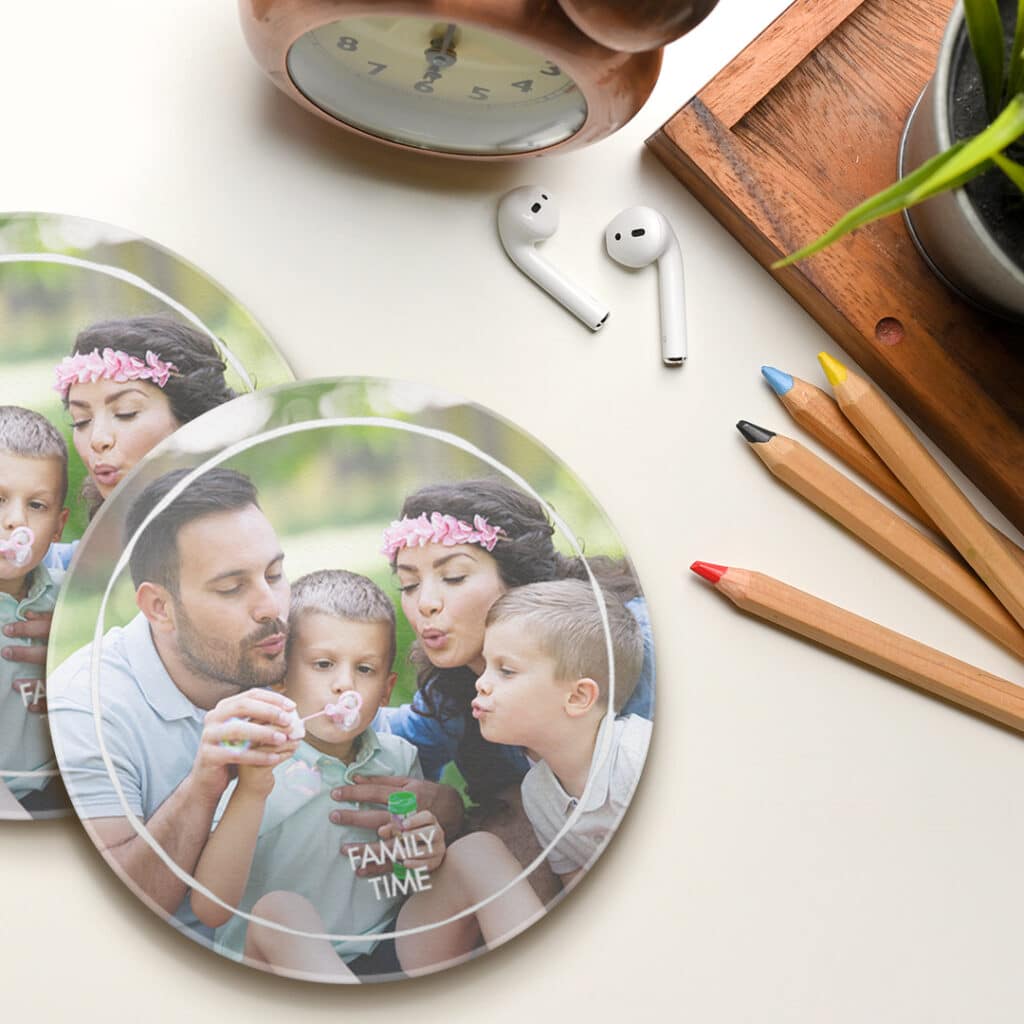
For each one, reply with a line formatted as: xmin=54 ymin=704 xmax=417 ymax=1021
xmin=993 ymin=150 xmax=1024 ymax=187
xmin=927 ymin=92 xmax=1024 ymax=176
xmin=964 ymin=0 xmax=1005 ymax=120
xmin=773 ymin=95 xmax=1024 ymax=268
xmin=1008 ymin=0 xmax=1024 ymax=99
xmin=772 ymin=146 xmax=978 ymax=267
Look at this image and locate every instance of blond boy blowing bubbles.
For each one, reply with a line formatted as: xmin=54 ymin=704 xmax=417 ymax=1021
xmin=193 ymin=570 xmax=542 ymax=981
xmin=473 ymin=579 xmax=651 ymax=888
xmin=0 ymin=407 xmax=70 ymax=817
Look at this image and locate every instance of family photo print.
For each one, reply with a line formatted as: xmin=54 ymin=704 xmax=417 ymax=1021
xmin=46 ymin=377 xmax=656 ymax=982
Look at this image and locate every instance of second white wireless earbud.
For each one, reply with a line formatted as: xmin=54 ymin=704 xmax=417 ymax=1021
xmin=498 ymin=186 xmax=610 ymax=331
xmin=605 ymin=206 xmax=687 ymax=365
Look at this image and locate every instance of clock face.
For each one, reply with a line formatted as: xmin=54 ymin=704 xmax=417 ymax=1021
xmin=286 ymin=16 xmax=589 ymax=155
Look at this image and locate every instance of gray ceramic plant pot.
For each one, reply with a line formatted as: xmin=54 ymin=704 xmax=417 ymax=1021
xmin=900 ymin=4 xmax=1024 ymax=322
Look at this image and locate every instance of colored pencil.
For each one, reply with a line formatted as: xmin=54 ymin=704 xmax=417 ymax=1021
xmin=762 ymin=365 xmax=1024 ymax=566
xmin=737 ymin=421 xmax=1024 ymax=659
xmin=690 ymin=561 xmax=1024 ymax=732
xmin=819 ymin=353 xmax=1024 ymax=632
xmin=738 ymin=422 xmax=1024 ymax=661
xmin=761 ymin=365 xmax=936 ymax=528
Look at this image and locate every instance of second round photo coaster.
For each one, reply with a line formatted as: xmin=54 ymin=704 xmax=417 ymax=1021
xmin=0 ymin=212 xmax=294 ymax=820
xmin=46 ymin=377 xmax=656 ymax=982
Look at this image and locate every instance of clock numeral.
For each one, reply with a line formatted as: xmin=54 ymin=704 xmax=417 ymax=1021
xmin=468 ymin=85 xmax=490 ymax=100
xmin=540 ymin=61 xmax=561 ymax=76
xmin=414 ymin=81 xmax=435 ymax=93
xmin=336 ymin=35 xmax=359 ymax=52
xmin=366 ymin=61 xmax=387 ymax=76
xmin=511 ymin=79 xmax=534 ymax=93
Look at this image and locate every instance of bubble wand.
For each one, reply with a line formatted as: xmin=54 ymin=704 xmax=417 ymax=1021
xmin=296 ymin=691 xmax=363 ymax=732
xmin=221 ymin=691 xmax=363 ymax=749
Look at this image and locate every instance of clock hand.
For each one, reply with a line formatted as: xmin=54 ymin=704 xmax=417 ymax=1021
xmin=422 ymin=22 xmax=458 ymax=79
xmin=429 ymin=23 xmax=458 ymax=65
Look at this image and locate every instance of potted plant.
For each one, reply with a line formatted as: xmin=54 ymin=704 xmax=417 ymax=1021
xmin=775 ymin=0 xmax=1024 ymax=323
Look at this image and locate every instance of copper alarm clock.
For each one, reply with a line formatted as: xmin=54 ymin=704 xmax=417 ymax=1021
xmin=238 ymin=0 xmax=718 ymax=158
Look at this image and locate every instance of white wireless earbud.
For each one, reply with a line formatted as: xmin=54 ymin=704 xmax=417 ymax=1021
xmin=497 ymin=186 xmax=610 ymax=331
xmin=605 ymin=206 xmax=687 ymax=365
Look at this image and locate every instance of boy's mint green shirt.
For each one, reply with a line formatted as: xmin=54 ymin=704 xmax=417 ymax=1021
xmin=0 ymin=563 xmax=64 ymax=800
xmin=212 ymin=728 xmax=422 ymax=964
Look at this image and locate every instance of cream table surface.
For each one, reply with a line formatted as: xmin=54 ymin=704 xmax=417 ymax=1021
xmin=3 ymin=1 xmax=1023 ymax=1021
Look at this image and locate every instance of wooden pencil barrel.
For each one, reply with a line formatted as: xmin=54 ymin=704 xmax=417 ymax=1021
xmin=781 ymin=379 xmax=937 ymax=531
xmin=834 ymin=374 xmax=1024 ymax=632
xmin=782 ymin=376 xmax=1024 ymax=566
xmin=721 ymin=569 xmax=1024 ymax=733
xmin=754 ymin=435 xmax=1024 ymax=660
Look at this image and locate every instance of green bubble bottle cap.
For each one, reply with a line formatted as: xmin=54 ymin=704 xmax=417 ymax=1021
xmin=388 ymin=791 xmax=417 ymax=817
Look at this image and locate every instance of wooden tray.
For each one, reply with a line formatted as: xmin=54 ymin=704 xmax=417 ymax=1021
xmin=648 ymin=0 xmax=1024 ymax=534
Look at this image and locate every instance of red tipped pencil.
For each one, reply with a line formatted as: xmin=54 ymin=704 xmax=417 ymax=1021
xmin=691 ymin=561 xmax=1024 ymax=732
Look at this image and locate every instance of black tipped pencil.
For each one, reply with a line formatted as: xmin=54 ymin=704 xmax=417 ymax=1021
xmin=735 ymin=421 xmax=1024 ymax=660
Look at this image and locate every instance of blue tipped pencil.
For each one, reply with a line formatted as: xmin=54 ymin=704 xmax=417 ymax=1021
xmin=761 ymin=364 xmax=938 ymax=530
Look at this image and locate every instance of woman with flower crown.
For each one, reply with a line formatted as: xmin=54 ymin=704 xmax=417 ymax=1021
xmin=350 ymin=477 xmax=654 ymax=899
xmin=41 ymin=316 xmax=237 ymax=571
xmin=28 ymin=316 xmax=235 ymax=633
xmin=59 ymin=316 xmax=236 ymax=511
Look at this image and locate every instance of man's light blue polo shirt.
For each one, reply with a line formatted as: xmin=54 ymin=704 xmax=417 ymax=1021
xmin=213 ymin=729 xmax=422 ymax=964
xmin=0 ymin=563 xmax=64 ymax=800
xmin=47 ymin=612 xmax=211 ymax=937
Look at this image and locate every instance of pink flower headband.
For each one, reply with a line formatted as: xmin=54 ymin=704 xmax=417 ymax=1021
xmin=382 ymin=513 xmax=505 ymax=560
xmin=53 ymin=347 xmax=179 ymax=398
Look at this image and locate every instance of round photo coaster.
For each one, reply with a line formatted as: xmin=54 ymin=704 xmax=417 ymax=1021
xmin=47 ymin=377 xmax=656 ymax=982
xmin=0 ymin=212 xmax=294 ymax=821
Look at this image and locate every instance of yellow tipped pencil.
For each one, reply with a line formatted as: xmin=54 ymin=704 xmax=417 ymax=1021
xmin=691 ymin=561 xmax=1024 ymax=733
xmin=737 ymin=421 xmax=1024 ymax=660
xmin=819 ymin=352 xmax=1024 ymax=632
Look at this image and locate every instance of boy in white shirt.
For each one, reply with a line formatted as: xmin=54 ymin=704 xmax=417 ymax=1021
xmin=473 ymin=579 xmax=651 ymax=887
xmin=0 ymin=406 xmax=70 ymax=818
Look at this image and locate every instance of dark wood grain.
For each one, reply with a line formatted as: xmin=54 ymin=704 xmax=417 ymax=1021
xmin=648 ymin=0 xmax=1024 ymax=532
